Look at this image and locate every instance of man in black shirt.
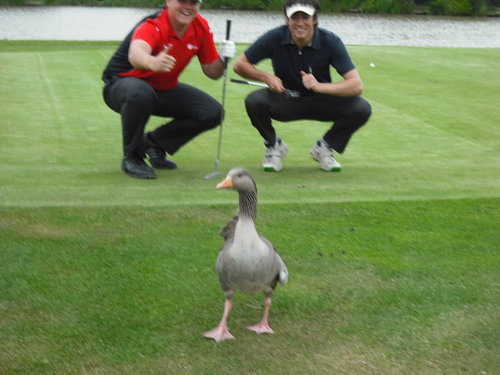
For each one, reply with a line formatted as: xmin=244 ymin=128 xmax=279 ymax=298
xmin=233 ymin=0 xmax=371 ymax=172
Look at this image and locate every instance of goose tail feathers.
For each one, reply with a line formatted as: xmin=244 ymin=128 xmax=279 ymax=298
xmin=279 ymin=262 xmax=289 ymax=286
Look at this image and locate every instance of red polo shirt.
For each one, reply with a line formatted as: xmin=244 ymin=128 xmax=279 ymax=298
xmin=118 ymin=9 xmax=219 ymax=90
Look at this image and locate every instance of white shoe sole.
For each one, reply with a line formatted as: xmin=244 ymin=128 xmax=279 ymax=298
xmin=309 ymin=150 xmax=341 ymax=172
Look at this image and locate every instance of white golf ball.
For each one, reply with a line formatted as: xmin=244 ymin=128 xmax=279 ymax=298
xmin=370 ymin=62 xmax=375 ymax=68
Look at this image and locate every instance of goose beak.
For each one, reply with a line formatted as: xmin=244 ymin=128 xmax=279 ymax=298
xmin=216 ymin=177 xmax=233 ymax=189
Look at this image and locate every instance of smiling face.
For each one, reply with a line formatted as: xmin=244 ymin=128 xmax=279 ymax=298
xmin=286 ymin=12 xmax=316 ymax=48
xmin=166 ymin=0 xmax=200 ymax=32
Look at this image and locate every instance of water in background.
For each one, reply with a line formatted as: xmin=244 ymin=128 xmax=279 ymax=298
xmin=0 ymin=6 xmax=499 ymax=47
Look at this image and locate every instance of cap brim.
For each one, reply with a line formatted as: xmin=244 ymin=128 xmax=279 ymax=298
xmin=286 ymin=4 xmax=315 ymax=18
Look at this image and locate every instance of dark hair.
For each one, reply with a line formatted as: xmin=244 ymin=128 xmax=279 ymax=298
xmin=282 ymin=0 xmax=321 ymax=19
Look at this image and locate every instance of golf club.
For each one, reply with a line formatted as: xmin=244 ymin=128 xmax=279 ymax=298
xmin=230 ymin=78 xmax=301 ymax=98
xmin=230 ymin=78 xmax=268 ymax=88
xmin=204 ymin=19 xmax=232 ymax=180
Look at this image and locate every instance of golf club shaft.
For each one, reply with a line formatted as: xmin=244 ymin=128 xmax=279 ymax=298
xmin=204 ymin=19 xmax=231 ymax=180
xmin=230 ymin=78 xmax=301 ymax=98
xmin=230 ymin=78 xmax=268 ymax=87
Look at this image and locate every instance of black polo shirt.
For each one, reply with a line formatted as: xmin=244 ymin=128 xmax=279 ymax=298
xmin=244 ymin=25 xmax=355 ymax=96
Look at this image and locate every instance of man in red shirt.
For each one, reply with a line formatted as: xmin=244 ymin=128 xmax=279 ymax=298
xmin=103 ymin=0 xmax=235 ymax=179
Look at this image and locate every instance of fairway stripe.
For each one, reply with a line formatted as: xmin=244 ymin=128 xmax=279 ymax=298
xmin=97 ymin=50 xmax=111 ymax=62
xmin=371 ymin=100 xmax=493 ymax=151
xmin=35 ymin=52 xmax=66 ymax=124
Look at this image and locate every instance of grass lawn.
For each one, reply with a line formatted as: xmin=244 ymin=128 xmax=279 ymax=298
xmin=0 ymin=41 xmax=499 ymax=374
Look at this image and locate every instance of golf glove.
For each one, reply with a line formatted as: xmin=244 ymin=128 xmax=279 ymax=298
xmin=219 ymin=40 xmax=236 ymax=60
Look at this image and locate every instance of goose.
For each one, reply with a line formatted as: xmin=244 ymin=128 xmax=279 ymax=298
xmin=203 ymin=167 xmax=288 ymax=342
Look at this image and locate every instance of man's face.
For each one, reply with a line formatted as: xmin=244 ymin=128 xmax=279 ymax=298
xmin=166 ymin=0 xmax=200 ymax=27
xmin=287 ymin=12 xmax=316 ymax=45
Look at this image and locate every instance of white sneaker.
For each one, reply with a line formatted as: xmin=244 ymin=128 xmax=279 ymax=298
xmin=263 ymin=139 xmax=288 ymax=172
xmin=309 ymin=140 xmax=341 ymax=172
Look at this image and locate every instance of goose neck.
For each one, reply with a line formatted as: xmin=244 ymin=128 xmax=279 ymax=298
xmin=239 ymin=191 xmax=257 ymax=222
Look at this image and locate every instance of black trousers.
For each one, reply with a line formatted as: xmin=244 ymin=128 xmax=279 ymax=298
xmin=244 ymin=89 xmax=371 ymax=153
xmin=103 ymin=77 xmax=222 ymax=157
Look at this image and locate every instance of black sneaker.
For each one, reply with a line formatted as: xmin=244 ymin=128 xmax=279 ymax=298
xmin=121 ymin=156 xmax=156 ymax=179
xmin=143 ymin=134 xmax=177 ymax=170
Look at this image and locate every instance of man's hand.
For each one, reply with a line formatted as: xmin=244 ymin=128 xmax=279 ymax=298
xmin=219 ymin=40 xmax=236 ymax=60
xmin=148 ymin=45 xmax=176 ymax=73
xmin=266 ymin=75 xmax=286 ymax=94
xmin=301 ymin=70 xmax=319 ymax=92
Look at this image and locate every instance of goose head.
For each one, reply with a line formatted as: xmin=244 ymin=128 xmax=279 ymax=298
xmin=216 ymin=168 xmax=257 ymax=194
xmin=217 ymin=168 xmax=258 ymax=221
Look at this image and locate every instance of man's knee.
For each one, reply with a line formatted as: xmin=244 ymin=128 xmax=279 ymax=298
xmin=202 ymin=102 xmax=223 ymax=129
xmin=125 ymin=87 xmax=156 ymax=111
xmin=245 ymin=89 xmax=268 ymax=113
xmin=339 ymin=96 xmax=371 ymax=129
xmin=354 ymin=97 xmax=372 ymax=123
xmin=112 ymin=78 xmax=155 ymax=111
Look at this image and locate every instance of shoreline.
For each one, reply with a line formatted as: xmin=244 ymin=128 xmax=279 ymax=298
xmin=11 ymin=2 xmax=500 ymax=18
xmin=1 ymin=6 xmax=498 ymax=47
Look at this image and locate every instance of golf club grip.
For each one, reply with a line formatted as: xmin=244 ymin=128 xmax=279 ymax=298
xmin=223 ymin=20 xmax=232 ymax=69
xmin=225 ymin=19 xmax=231 ymax=40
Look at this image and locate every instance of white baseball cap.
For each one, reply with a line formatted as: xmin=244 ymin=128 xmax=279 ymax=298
xmin=286 ymin=4 xmax=316 ymax=18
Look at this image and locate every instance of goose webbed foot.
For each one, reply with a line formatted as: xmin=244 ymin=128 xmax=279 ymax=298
xmin=248 ymin=321 xmax=274 ymax=335
xmin=203 ymin=324 xmax=235 ymax=342
xmin=203 ymin=299 xmax=235 ymax=342
xmin=248 ymin=296 xmax=274 ymax=334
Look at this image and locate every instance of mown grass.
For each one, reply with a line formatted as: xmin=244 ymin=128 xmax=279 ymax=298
xmin=0 ymin=41 xmax=499 ymax=374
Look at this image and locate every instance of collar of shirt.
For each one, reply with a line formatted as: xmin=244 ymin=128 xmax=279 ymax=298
xmin=159 ymin=9 xmax=198 ymax=52
xmin=280 ymin=26 xmax=321 ymax=50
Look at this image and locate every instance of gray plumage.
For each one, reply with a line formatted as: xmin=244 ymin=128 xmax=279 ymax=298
xmin=203 ymin=168 xmax=288 ymax=342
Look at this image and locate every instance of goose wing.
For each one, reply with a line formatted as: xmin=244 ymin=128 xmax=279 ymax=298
xmin=219 ymin=215 xmax=238 ymax=241
xmin=259 ymin=235 xmax=288 ymax=286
